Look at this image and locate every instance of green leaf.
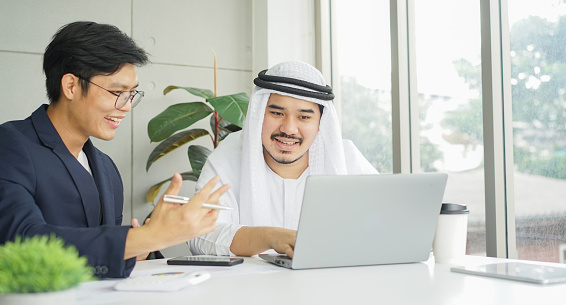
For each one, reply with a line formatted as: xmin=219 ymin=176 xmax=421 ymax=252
xmin=207 ymin=92 xmax=249 ymax=127
xmin=145 ymin=171 xmax=199 ymax=203
xmin=219 ymin=125 xmax=242 ymax=142
xmin=209 ymin=115 xmax=241 ymax=142
xmin=146 ymin=129 xmax=211 ymax=171
xmin=209 ymin=113 xmax=218 ymax=136
xmin=188 ymin=145 xmax=212 ymax=177
xmin=163 ymin=86 xmax=214 ymax=99
xmin=148 ymin=102 xmax=213 ymax=142
xmin=220 ymin=122 xmax=242 ymax=133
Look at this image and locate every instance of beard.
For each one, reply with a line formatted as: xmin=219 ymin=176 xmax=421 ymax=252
xmin=264 ymin=148 xmax=307 ymax=164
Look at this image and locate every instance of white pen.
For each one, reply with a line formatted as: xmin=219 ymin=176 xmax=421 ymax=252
xmin=163 ymin=195 xmax=233 ymax=211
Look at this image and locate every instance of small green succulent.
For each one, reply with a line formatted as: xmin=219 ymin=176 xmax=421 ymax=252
xmin=0 ymin=235 xmax=94 ymax=293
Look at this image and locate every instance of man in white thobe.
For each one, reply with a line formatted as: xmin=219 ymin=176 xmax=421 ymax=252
xmin=188 ymin=61 xmax=378 ymax=257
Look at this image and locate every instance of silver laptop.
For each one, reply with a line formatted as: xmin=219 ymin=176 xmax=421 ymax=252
xmin=259 ymin=173 xmax=448 ymax=269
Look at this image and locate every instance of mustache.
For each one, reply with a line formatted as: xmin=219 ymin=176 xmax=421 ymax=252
xmin=271 ymin=133 xmax=303 ymax=145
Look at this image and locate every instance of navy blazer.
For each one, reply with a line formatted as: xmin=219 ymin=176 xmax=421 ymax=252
xmin=0 ymin=105 xmax=135 ymax=278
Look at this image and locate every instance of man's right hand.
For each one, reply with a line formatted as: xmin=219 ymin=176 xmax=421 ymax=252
xmin=230 ymin=226 xmax=297 ymax=258
xmin=266 ymin=227 xmax=297 ymax=258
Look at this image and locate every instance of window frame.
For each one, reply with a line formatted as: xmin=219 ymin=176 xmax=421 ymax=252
xmin=323 ymin=0 xmax=518 ymax=258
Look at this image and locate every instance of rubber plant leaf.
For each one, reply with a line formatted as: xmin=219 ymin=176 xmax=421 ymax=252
xmin=188 ymin=145 xmax=212 ymax=178
xmin=207 ymin=92 xmax=249 ymax=128
xmin=145 ymin=171 xmax=199 ymax=203
xmin=146 ymin=129 xmax=210 ymax=171
xmin=163 ymin=86 xmax=214 ymax=99
xmin=209 ymin=115 xmax=242 ymax=142
xmin=218 ymin=123 xmax=241 ymax=142
xmin=148 ymin=102 xmax=213 ymax=142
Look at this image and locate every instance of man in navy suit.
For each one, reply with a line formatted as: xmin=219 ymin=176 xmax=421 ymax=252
xmin=0 ymin=21 xmax=229 ymax=278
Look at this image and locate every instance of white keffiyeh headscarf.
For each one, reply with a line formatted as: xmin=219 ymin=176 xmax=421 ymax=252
xmin=239 ymin=61 xmax=348 ymax=226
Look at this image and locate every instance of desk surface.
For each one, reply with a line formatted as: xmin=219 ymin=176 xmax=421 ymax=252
xmin=77 ymin=255 xmax=566 ymax=305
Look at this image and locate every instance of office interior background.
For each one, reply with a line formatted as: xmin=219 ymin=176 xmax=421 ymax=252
xmin=1 ymin=0 xmax=565 ymax=262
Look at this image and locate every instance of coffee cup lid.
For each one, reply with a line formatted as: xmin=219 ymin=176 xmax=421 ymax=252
xmin=440 ymin=203 xmax=469 ymax=214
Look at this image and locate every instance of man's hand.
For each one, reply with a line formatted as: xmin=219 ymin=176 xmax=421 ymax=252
xmin=266 ymin=227 xmax=297 ymax=258
xmin=230 ymin=226 xmax=297 ymax=258
xmin=124 ymin=173 xmax=230 ymax=260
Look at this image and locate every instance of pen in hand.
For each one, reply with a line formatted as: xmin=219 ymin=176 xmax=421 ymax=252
xmin=163 ymin=195 xmax=233 ymax=211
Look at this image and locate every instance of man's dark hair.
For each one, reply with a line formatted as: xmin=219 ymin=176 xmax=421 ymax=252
xmin=43 ymin=21 xmax=149 ymax=103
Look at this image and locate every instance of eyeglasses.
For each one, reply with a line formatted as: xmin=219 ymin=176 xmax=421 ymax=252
xmin=79 ymin=77 xmax=144 ymax=109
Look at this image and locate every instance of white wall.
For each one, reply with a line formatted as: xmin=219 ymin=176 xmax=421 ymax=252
xmin=252 ymin=0 xmax=317 ymax=74
xmin=0 ymin=0 xmax=317 ymax=257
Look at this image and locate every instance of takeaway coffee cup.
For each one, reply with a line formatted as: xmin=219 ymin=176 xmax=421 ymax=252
xmin=432 ymin=203 xmax=469 ymax=264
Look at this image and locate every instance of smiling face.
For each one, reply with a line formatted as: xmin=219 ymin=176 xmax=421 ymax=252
xmin=261 ymin=93 xmax=321 ymax=175
xmin=47 ymin=63 xmax=140 ymax=156
xmin=71 ymin=63 xmax=138 ymax=141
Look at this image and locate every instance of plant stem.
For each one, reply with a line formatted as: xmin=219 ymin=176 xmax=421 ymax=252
xmin=214 ymin=112 xmax=220 ymax=148
xmin=213 ymin=52 xmax=218 ymax=98
xmin=213 ymin=52 xmax=219 ymax=148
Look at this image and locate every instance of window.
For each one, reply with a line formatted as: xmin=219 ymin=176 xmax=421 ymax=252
xmin=331 ymin=0 xmax=566 ymax=262
xmin=508 ymin=0 xmax=566 ymax=263
xmin=334 ymin=0 xmax=393 ymax=174
xmin=335 ymin=0 xmax=486 ymax=256
xmin=414 ymin=0 xmax=485 ymax=256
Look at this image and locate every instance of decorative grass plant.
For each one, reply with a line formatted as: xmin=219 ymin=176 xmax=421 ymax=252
xmin=0 ymin=235 xmax=94 ymax=294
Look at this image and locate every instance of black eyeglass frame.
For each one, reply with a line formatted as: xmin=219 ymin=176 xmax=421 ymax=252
xmin=78 ymin=76 xmax=144 ymax=109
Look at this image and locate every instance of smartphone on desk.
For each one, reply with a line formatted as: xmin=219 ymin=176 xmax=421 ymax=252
xmin=167 ymin=256 xmax=244 ymax=266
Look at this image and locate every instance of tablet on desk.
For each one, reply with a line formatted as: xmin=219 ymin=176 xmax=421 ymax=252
xmin=451 ymin=262 xmax=566 ymax=284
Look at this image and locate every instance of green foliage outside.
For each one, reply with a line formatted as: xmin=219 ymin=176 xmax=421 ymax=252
xmin=515 ymin=146 xmax=566 ymax=180
xmin=340 ymin=76 xmax=444 ymax=173
xmin=0 ymin=235 xmax=93 ymax=294
xmin=444 ymin=15 xmax=566 ymax=180
xmin=441 ymin=98 xmax=483 ymax=153
xmin=340 ymin=76 xmax=393 ymax=173
xmin=420 ymin=138 xmax=444 ymax=172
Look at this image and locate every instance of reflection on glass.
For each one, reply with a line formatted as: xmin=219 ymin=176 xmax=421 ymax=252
xmin=508 ymin=0 xmax=566 ymax=263
xmin=335 ymin=0 xmax=392 ymax=173
xmin=414 ymin=1 xmax=485 ymax=256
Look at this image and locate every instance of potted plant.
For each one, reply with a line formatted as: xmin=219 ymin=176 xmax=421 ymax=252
xmin=145 ymin=53 xmax=249 ymax=202
xmin=0 ymin=235 xmax=94 ymax=305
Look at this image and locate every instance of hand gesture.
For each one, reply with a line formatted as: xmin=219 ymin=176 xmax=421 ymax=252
xmin=125 ymin=173 xmax=230 ymax=259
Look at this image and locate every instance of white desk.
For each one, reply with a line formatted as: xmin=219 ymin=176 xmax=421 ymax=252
xmin=77 ymin=255 xmax=566 ymax=305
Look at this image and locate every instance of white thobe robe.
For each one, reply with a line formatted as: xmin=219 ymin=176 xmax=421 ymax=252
xmin=187 ymin=132 xmax=377 ymax=256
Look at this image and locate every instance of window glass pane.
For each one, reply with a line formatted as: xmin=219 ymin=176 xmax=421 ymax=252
xmin=414 ymin=1 xmax=485 ymax=256
xmin=334 ymin=0 xmax=392 ymax=173
xmin=508 ymin=0 xmax=566 ymax=263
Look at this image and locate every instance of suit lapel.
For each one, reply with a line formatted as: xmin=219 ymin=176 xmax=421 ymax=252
xmin=31 ymin=105 xmax=101 ymax=227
